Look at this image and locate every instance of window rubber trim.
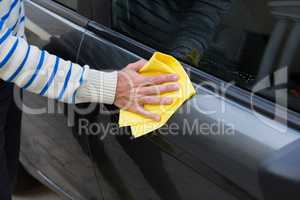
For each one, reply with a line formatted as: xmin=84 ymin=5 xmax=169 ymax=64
xmin=86 ymin=21 xmax=300 ymax=132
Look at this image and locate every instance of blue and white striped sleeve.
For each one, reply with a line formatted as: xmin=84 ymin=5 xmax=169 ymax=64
xmin=0 ymin=23 xmax=118 ymax=104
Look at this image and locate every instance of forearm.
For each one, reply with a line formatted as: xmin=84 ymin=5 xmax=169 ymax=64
xmin=0 ymin=27 xmax=117 ymax=104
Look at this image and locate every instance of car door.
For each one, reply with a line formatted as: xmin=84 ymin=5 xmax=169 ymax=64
xmin=20 ymin=0 xmax=104 ymax=199
xmin=75 ymin=0 xmax=300 ymax=200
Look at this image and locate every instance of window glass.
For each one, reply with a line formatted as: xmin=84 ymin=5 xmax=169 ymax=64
xmin=53 ymin=0 xmax=92 ymax=19
xmin=111 ymin=0 xmax=300 ymax=113
xmin=54 ymin=0 xmax=78 ymax=10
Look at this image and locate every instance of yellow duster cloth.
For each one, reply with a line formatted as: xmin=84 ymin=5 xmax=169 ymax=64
xmin=119 ymin=52 xmax=196 ymax=138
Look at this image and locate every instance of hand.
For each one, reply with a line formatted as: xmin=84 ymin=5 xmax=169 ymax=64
xmin=114 ymin=59 xmax=179 ymax=121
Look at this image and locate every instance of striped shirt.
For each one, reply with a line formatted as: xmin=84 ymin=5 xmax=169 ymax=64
xmin=0 ymin=0 xmax=118 ymax=104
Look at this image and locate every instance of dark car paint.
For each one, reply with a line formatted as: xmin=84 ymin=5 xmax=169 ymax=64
xmin=74 ymin=32 xmax=243 ymax=200
xmin=21 ymin=1 xmax=103 ymax=200
xmin=76 ymin=24 xmax=300 ymax=200
xmin=21 ymin=0 xmax=300 ymax=200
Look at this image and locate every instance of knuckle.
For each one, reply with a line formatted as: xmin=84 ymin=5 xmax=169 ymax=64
xmin=142 ymin=96 xmax=150 ymax=102
xmin=160 ymin=75 xmax=169 ymax=81
xmin=149 ymin=76 xmax=159 ymax=84
xmin=162 ymin=84 xmax=170 ymax=90
xmin=156 ymin=76 xmax=164 ymax=83
xmin=166 ymin=84 xmax=175 ymax=91
xmin=151 ymin=97 xmax=159 ymax=103
xmin=150 ymin=87 xmax=159 ymax=94
xmin=159 ymin=85 xmax=168 ymax=92
xmin=145 ymin=77 xmax=154 ymax=84
xmin=136 ymin=94 xmax=144 ymax=101
xmin=126 ymin=64 xmax=134 ymax=69
xmin=137 ymin=87 xmax=145 ymax=95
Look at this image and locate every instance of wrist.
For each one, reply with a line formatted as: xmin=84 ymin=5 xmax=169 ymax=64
xmin=75 ymin=69 xmax=118 ymax=104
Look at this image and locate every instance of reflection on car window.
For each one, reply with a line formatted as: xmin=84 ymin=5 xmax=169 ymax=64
xmin=53 ymin=0 xmax=92 ymax=20
xmin=112 ymin=0 xmax=231 ymax=67
xmin=111 ymin=0 xmax=300 ymax=113
xmin=54 ymin=0 xmax=78 ymax=10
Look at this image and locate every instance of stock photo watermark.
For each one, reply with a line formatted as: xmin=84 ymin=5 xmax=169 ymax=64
xmin=11 ymin=66 xmax=290 ymax=139
xmin=77 ymin=118 xmax=235 ymax=140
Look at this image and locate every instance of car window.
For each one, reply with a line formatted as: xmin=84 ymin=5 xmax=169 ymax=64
xmin=110 ymin=0 xmax=300 ymax=113
xmin=53 ymin=0 xmax=92 ymax=19
xmin=53 ymin=0 xmax=78 ymax=10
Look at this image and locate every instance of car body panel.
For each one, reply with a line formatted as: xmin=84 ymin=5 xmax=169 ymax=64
xmin=75 ymin=22 xmax=300 ymax=200
xmin=20 ymin=1 xmax=102 ymax=199
xmin=20 ymin=0 xmax=300 ymax=200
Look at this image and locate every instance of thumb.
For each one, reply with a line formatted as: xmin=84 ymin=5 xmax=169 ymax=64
xmin=126 ymin=59 xmax=147 ymax=72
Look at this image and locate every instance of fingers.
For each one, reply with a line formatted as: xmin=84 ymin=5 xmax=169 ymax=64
xmin=140 ymin=96 xmax=173 ymax=105
xmin=140 ymin=83 xmax=180 ymax=95
xmin=133 ymin=96 xmax=174 ymax=121
xmin=143 ymin=74 xmax=179 ymax=85
xmin=134 ymin=106 xmax=161 ymax=121
xmin=126 ymin=59 xmax=147 ymax=71
xmin=119 ymin=59 xmax=181 ymax=122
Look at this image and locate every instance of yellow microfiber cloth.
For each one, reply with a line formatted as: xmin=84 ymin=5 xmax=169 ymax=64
xmin=119 ymin=52 xmax=196 ymax=138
